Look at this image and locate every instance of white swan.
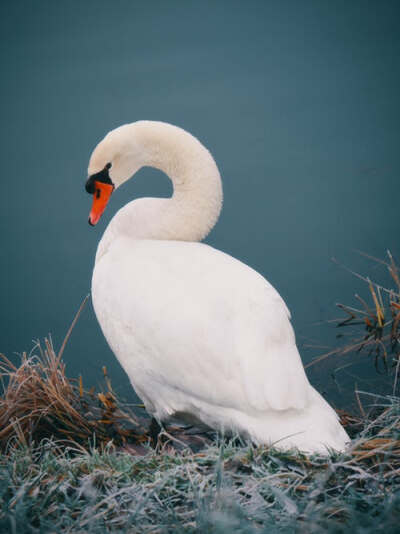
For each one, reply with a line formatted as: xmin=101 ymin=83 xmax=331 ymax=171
xmin=86 ymin=121 xmax=349 ymax=454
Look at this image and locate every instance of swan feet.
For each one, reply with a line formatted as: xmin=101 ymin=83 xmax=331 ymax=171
xmin=149 ymin=417 xmax=162 ymax=447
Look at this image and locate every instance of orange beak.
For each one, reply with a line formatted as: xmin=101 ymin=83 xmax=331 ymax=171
xmin=88 ymin=181 xmax=115 ymax=226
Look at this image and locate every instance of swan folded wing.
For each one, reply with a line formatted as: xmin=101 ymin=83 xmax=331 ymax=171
xmin=219 ymin=267 xmax=310 ymax=413
xmin=92 ymin=240 xmax=311 ymax=418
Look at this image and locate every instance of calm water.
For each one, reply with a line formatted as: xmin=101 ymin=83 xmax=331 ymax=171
xmin=1 ymin=0 xmax=399 ymax=410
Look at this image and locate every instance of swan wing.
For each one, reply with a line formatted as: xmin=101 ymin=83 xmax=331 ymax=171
xmin=92 ymin=239 xmax=310 ymax=416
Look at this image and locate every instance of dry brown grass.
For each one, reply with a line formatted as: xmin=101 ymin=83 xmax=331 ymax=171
xmin=0 ymin=336 xmax=148 ymax=451
xmin=306 ymin=251 xmax=400 ymax=377
xmin=0 ymin=296 xmax=147 ymax=451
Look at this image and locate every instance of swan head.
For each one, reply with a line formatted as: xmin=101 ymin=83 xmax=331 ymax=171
xmin=85 ymin=121 xmax=223 ymax=237
xmin=86 ymin=124 xmax=143 ymax=226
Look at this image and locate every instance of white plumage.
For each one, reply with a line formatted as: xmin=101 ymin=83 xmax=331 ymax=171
xmin=87 ymin=121 xmax=349 ymax=454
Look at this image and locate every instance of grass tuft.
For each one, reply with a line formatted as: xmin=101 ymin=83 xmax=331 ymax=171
xmin=306 ymin=251 xmax=400 ymax=379
xmin=0 ymin=337 xmax=146 ymax=452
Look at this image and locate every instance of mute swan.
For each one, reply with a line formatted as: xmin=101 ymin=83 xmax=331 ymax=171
xmin=86 ymin=121 xmax=349 ymax=454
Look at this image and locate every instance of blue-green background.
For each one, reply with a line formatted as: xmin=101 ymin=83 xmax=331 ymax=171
xmin=1 ymin=0 xmax=399 ymax=409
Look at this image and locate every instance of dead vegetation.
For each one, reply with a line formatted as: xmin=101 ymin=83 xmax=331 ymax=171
xmin=0 ymin=337 xmax=148 ymax=452
xmin=306 ymin=251 xmax=400 ymax=380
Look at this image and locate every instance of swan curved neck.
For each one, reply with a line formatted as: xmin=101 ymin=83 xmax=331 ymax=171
xmin=104 ymin=121 xmax=223 ymax=243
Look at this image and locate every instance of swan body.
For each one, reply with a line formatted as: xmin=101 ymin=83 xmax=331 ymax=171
xmin=87 ymin=121 xmax=349 ymax=454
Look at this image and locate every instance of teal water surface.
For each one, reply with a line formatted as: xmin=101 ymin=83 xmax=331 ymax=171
xmin=0 ymin=0 xmax=399 ymax=410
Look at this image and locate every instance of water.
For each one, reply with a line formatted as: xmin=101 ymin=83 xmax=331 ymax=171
xmin=1 ymin=0 xmax=399 ymax=410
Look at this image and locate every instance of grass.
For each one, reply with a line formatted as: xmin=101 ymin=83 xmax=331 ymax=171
xmin=0 ymin=393 xmax=399 ymax=533
xmin=1 ymin=253 xmax=400 ymax=532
